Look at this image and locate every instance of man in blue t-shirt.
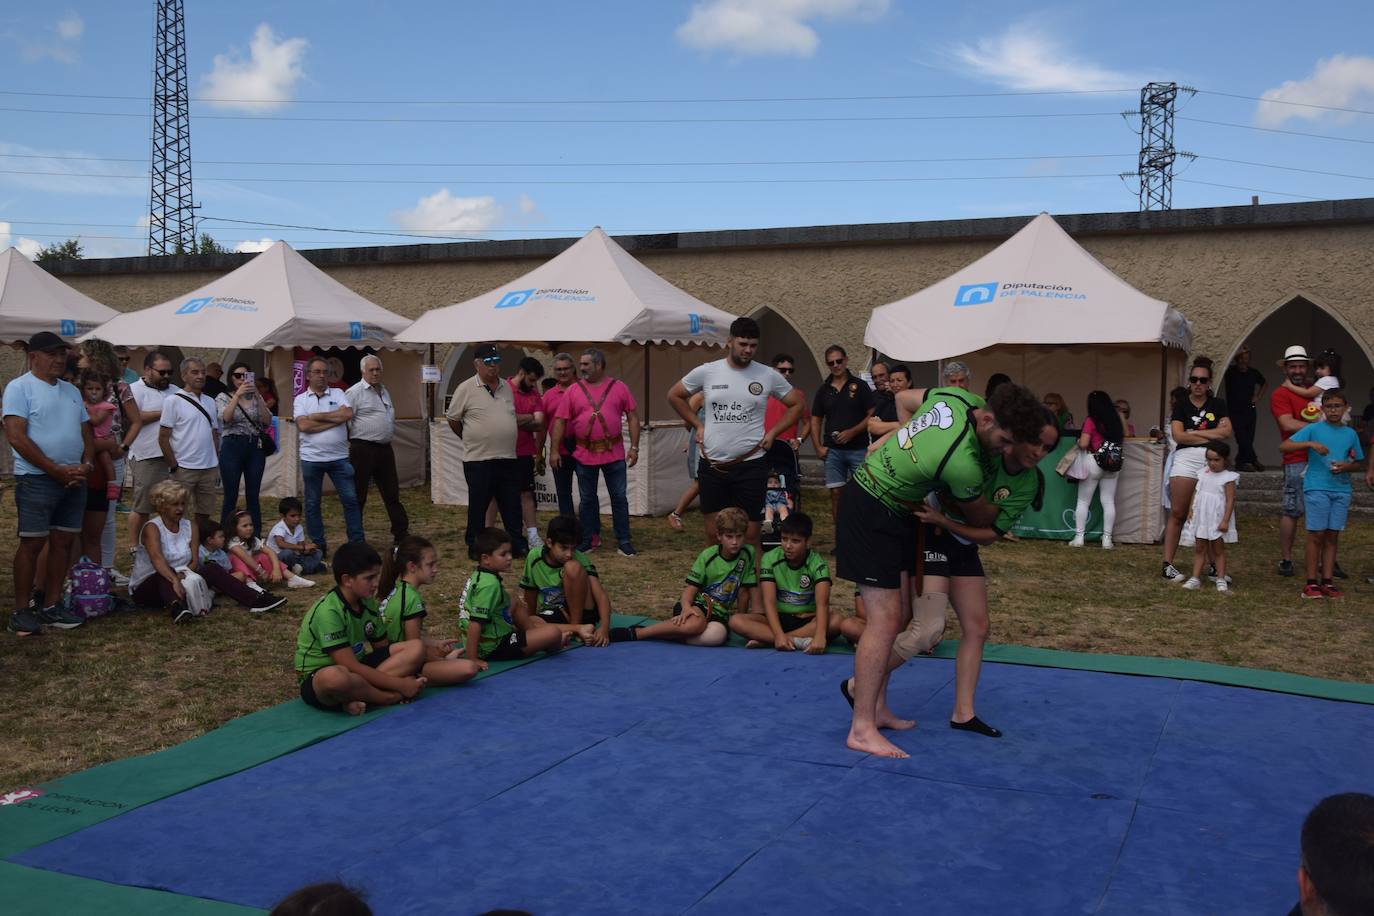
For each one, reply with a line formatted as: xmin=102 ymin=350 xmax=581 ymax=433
xmin=1280 ymin=390 xmax=1365 ymax=599
xmin=2 ymin=332 xmax=94 ymax=636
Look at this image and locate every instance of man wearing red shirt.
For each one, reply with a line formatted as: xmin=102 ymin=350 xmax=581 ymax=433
xmin=764 ymin=353 xmax=809 ymax=495
xmin=1270 ymin=345 xmax=1314 ymax=577
xmin=541 ymin=352 xmax=578 ymax=518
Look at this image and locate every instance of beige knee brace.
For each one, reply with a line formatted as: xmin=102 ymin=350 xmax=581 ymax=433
xmin=893 ymin=592 xmax=949 ymax=660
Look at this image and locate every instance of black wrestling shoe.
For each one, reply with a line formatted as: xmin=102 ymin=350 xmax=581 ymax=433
xmin=1333 ymin=562 xmax=1347 ymax=580
xmin=1277 ymin=559 xmax=1294 ymax=577
xmin=950 ymin=716 xmax=1002 ymax=738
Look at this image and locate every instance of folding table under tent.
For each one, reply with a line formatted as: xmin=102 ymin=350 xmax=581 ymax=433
xmin=864 ymin=213 xmax=1195 ymax=544
xmin=397 ymin=227 xmax=738 ymax=516
xmin=79 ymin=241 xmax=426 ymax=499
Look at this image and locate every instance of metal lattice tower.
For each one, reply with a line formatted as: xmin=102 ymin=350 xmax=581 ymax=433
xmin=1137 ymin=82 xmax=1178 ymax=211
xmin=148 ymin=0 xmax=194 ymax=255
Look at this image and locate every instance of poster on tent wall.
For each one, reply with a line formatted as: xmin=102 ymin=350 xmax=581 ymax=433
xmin=1011 ymin=439 xmax=1165 ymax=544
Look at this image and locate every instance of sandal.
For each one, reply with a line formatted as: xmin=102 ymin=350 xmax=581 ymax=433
xmin=667 ymin=511 xmax=684 ymax=531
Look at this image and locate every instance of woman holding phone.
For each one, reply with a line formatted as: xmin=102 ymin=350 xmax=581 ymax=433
xmin=217 ymin=361 xmax=271 ymax=532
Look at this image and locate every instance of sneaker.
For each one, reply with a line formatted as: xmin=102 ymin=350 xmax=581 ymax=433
xmin=617 ymin=543 xmax=638 ymax=558
xmin=1068 ymin=536 xmax=1084 ymax=548
xmin=172 ymin=602 xmax=195 ymax=624
xmin=251 ymin=594 xmax=288 ymax=613
xmin=1321 ymin=583 xmax=1344 ymax=599
xmin=1215 ymin=580 xmax=1230 ymax=594
xmin=527 ymin=529 xmax=544 ymax=550
xmin=1101 ymin=536 xmax=1113 ymax=550
xmin=791 ymin=636 xmax=813 ymax=651
xmin=290 ymin=563 xmax=304 ymax=576
xmin=1277 ymin=559 xmax=1294 ymax=577
xmin=1301 ymin=584 xmax=1325 ymax=599
xmin=286 ymin=574 xmax=315 ymax=589
xmin=1333 ymin=563 xmax=1347 ymax=580
xmin=246 ymin=579 xmax=266 ymax=594
xmin=1181 ymin=577 xmax=1201 ymax=590
xmin=106 ymin=568 xmax=130 ymax=589
xmin=38 ymin=604 xmax=84 ymax=629
xmin=1161 ymin=563 xmax=1185 ymax=582
xmin=1206 ymin=568 xmax=1234 ymax=585
xmin=7 ymin=609 xmax=43 ymax=636
xmin=590 ymin=534 xmax=602 ymax=551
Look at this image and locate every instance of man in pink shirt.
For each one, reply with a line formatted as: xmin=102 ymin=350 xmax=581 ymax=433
xmin=550 ymin=348 xmax=641 ymax=556
xmin=541 ymin=353 xmax=579 ymax=518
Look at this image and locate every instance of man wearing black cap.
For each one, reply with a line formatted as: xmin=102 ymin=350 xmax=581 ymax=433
xmin=3 ymin=332 xmax=92 ymax=635
xmin=445 ymin=343 xmax=527 ymax=556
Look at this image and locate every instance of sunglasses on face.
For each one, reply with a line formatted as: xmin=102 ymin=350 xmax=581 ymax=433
xmin=231 ymin=372 xmax=247 ymax=379
xmin=481 ymin=356 xmax=501 ymax=365
xmin=1189 ymin=376 xmax=1210 ymax=384
xmin=155 ymin=369 xmax=173 ymax=377
xmin=826 ymin=358 xmax=845 ymax=367
xmin=776 ymin=367 xmax=794 ymax=374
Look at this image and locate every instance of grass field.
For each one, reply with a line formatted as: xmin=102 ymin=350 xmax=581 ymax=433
xmin=2 ymin=485 xmax=1371 ymax=789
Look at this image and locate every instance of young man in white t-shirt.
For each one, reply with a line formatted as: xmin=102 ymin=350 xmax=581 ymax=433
xmin=667 ymin=316 xmax=804 ymax=561
xmin=158 ymin=357 xmax=221 ymax=534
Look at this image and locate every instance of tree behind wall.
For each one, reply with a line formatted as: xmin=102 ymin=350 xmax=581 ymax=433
xmin=34 ymin=239 xmax=84 ymax=263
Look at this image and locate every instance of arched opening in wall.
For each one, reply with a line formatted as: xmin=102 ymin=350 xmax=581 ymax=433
xmin=440 ymin=343 xmax=527 ymax=411
xmin=1226 ymin=294 xmax=1374 ymax=463
xmin=747 ymin=306 xmax=823 ymax=409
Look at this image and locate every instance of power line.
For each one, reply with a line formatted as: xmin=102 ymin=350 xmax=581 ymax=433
xmin=0 ymin=106 xmax=1125 ymax=125
xmin=0 ymin=87 xmax=1136 ymax=106
xmin=1174 ymin=178 xmax=1324 ymax=200
xmin=1194 ymin=155 xmax=1374 ymax=181
xmin=1195 ymin=90 xmax=1374 ymax=117
xmin=1178 ymin=116 xmax=1374 ymax=145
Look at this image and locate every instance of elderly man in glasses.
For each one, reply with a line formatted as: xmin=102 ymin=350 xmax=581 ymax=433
xmin=125 ymin=350 xmax=182 ymax=564
xmin=294 ymin=355 xmax=365 ymax=555
xmin=446 ymin=343 xmax=528 ymax=557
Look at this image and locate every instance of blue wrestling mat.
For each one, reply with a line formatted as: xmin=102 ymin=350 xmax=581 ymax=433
xmin=9 ymin=643 xmax=1374 ymax=914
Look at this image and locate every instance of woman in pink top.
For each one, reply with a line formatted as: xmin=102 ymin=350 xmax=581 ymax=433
xmin=1070 ymin=390 xmax=1126 ymax=549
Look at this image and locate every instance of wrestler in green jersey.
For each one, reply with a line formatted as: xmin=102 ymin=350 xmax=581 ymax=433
xmin=854 ymin=386 xmax=988 ymax=514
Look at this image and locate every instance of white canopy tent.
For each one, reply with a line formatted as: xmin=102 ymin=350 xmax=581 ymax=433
xmin=397 ymin=227 xmax=739 ymax=515
xmin=81 ymin=241 xmax=427 ymax=498
xmin=1 ymin=247 xmax=119 ymax=343
xmin=864 ymin=212 xmax=1195 ymax=544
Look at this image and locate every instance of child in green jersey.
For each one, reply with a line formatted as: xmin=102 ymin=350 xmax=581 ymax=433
xmin=460 ymin=528 xmax=570 ymax=669
xmin=610 ymin=507 xmax=755 ymax=646
xmin=377 ymin=535 xmax=480 ymax=687
xmin=294 ymin=542 xmax=427 ymax=714
xmin=733 ymin=512 xmax=840 ymax=653
xmin=519 ymin=515 xmax=605 ymax=645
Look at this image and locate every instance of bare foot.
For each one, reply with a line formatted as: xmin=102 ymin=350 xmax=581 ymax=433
xmin=576 ymin=624 xmax=595 ymax=643
xmin=343 ymin=701 xmax=367 ymax=716
xmin=744 ymin=639 xmax=766 ymax=649
xmin=846 ymin=728 xmax=910 ymax=759
xmin=876 ymin=707 xmax=917 ymax=730
xmin=667 ymin=511 xmax=684 ymax=531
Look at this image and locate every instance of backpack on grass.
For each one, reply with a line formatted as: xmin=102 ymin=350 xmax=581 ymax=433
xmin=63 ymin=556 xmax=115 ymax=619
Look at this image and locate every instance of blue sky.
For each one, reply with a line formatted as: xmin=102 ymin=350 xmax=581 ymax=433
xmin=1 ymin=0 xmax=1372 ymax=258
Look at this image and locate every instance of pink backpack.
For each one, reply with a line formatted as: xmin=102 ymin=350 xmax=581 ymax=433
xmin=63 ymin=556 xmax=115 ymax=619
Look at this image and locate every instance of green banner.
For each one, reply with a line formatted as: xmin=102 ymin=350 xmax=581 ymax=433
xmin=1011 ymin=438 xmax=1101 ymax=540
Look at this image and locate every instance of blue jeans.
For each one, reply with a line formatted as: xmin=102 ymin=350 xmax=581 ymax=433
xmin=277 ymin=547 xmax=325 ymax=575
xmin=219 ymin=434 xmax=266 ymax=533
xmin=574 ymin=459 xmax=631 ymax=549
xmin=552 ymin=455 xmax=577 ymax=517
xmin=300 ymin=458 xmax=365 ymax=552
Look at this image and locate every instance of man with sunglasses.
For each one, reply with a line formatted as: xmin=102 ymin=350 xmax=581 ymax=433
xmin=811 ymin=344 xmax=875 ymax=527
xmin=446 ymin=343 xmax=527 ymax=557
xmin=126 ymin=351 xmax=182 ymax=559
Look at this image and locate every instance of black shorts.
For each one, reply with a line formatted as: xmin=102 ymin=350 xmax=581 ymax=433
xmin=484 ymin=630 xmax=528 ymax=662
xmin=697 ymin=456 xmax=769 ymax=520
xmin=539 ymin=604 xmax=597 ymax=625
xmin=835 ymin=481 xmax=917 ymax=589
xmin=515 ymin=455 xmax=536 ymax=492
xmin=922 ymin=525 xmax=985 ymax=579
xmin=777 ymin=612 xmax=814 ymax=633
xmin=299 ymin=647 xmax=390 ymax=710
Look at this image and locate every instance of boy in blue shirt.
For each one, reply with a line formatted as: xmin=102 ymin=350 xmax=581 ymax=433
xmin=1280 ymin=390 xmax=1365 ymax=599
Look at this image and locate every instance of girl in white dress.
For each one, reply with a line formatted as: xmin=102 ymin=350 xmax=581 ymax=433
xmin=1180 ymin=442 xmax=1239 ymax=592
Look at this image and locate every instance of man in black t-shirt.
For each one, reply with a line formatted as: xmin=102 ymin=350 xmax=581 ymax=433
xmin=1222 ymin=345 xmax=1266 ymax=471
xmin=810 ymin=344 xmax=875 ymax=525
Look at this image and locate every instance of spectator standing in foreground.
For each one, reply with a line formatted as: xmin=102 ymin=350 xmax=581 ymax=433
xmin=541 ymin=352 xmax=579 ymax=518
xmin=294 ymin=356 xmax=365 ymax=555
xmin=346 ymin=354 xmax=410 ymax=545
xmin=1288 ymin=792 xmax=1374 ymax=916
xmin=811 ymin=344 xmax=875 ymax=527
xmin=446 ymin=343 xmax=527 ymax=557
xmin=1160 ymin=357 xmax=1231 ymax=582
xmin=158 ymin=357 xmax=222 ymax=536
xmin=217 ymin=362 xmax=271 ymax=534
xmin=4 ymin=332 xmax=92 ymax=635
xmin=1071 ymin=390 xmax=1126 ymax=549
xmin=1270 ymin=345 xmax=1315 ymax=578
xmin=552 ymin=348 xmax=639 ymax=556
xmin=126 ymin=351 xmax=180 ymax=574
xmin=1222 ymin=344 xmax=1266 ymax=471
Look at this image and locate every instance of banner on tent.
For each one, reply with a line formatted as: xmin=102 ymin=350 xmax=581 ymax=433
xmin=1011 ymin=439 xmax=1165 ymax=544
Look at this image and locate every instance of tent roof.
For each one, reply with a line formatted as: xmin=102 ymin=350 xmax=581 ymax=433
xmin=864 ymin=213 xmax=1192 ymax=360
xmin=0 ymin=247 xmax=119 ymax=342
xmin=80 ymin=241 xmax=417 ymax=350
xmin=396 ymin=227 xmax=734 ymax=346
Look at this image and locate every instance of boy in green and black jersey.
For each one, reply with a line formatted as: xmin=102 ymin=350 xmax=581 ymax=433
xmin=460 ymin=528 xmax=570 ymax=670
xmin=730 ymin=512 xmax=839 ymax=653
xmin=519 ymin=515 xmax=606 ymax=645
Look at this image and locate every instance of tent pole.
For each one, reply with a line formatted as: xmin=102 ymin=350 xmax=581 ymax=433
xmin=1159 ymin=346 xmax=1167 ymax=434
xmin=643 ymin=344 xmax=651 ymax=422
xmin=427 ymin=344 xmax=437 ymax=420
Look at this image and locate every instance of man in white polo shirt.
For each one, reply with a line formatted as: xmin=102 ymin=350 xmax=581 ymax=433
xmin=294 ymin=355 xmax=365 ymax=553
xmin=127 ymin=351 xmax=181 ymax=550
xmin=158 ymin=357 xmax=222 ymax=533
xmin=346 ymin=353 xmax=409 ymax=544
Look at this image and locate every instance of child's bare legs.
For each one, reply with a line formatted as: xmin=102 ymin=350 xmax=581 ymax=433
xmin=839 ymin=616 xmax=866 ymax=643
xmin=670 ymin=481 xmax=699 ymax=522
xmin=525 ymin=614 xmax=594 ymax=643
xmin=1191 ymin=539 xmax=1209 ymax=581
xmin=421 ymin=656 xmax=480 ymax=686
xmin=634 ymin=609 xmax=727 ymax=645
xmin=777 ymin=505 xmax=790 ymax=522
xmin=1304 ymin=530 xmax=1324 ymax=581
xmin=763 ymin=506 xmax=775 ymax=528
xmin=1211 ymin=541 xmax=1226 ymax=581
xmin=522 ymin=625 xmax=571 ymax=656
xmin=379 ymin=640 xmax=427 ymax=677
xmin=686 ymin=620 xmax=728 ymax=646
xmin=561 ymin=561 xmax=590 ymax=626
xmin=1321 ymin=531 xmax=1339 ymax=580
xmin=730 ymin=612 xmax=780 ymax=647
xmin=310 ymin=665 xmax=399 ymax=714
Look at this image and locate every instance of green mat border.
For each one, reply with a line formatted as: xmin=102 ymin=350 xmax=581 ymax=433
xmin=5 ymin=624 xmax=1372 ymax=914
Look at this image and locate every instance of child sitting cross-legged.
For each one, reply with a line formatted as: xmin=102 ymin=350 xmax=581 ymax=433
xmin=294 ymin=542 xmax=427 ymax=714
xmin=270 ymin=497 xmax=325 ymax=576
xmin=459 ymin=527 xmax=571 ymax=670
xmin=519 ymin=515 xmax=605 ymax=645
xmin=610 ymin=506 xmax=755 ymax=646
xmin=376 ymin=535 xmax=479 ymax=686
xmin=229 ymin=509 xmax=314 ymax=590
xmin=731 ymin=511 xmax=841 ymax=653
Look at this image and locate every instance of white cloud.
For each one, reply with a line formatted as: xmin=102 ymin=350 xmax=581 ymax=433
xmin=676 ymin=0 xmax=888 ymax=58
xmin=950 ymin=22 xmax=1142 ymax=92
xmin=56 ymin=14 xmax=83 ymax=40
xmin=200 ymin=24 xmax=308 ymax=110
xmin=390 ymin=189 xmax=537 ymax=235
xmin=0 ymin=222 xmax=44 ymax=259
xmin=0 ymin=140 xmax=142 ymax=197
xmin=1257 ymin=54 xmax=1374 ymax=127
xmin=233 ymin=237 xmax=276 ymax=253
